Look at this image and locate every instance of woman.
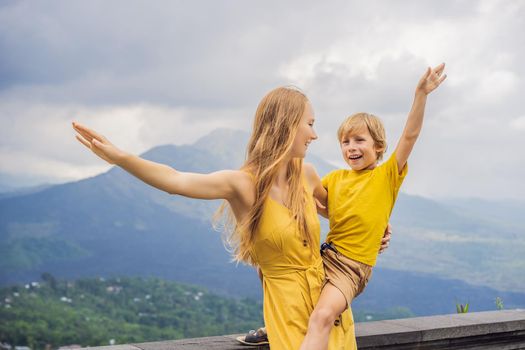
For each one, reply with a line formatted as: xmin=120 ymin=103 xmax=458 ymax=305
xmin=73 ymin=87 xmax=377 ymax=349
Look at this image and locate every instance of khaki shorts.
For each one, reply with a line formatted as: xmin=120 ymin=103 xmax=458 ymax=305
xmin=321 ymin=243 xmax=373 ymax=305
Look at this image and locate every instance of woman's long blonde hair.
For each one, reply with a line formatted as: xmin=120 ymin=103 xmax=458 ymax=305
xmin=215 ymin=86 xmax=316 ymax=265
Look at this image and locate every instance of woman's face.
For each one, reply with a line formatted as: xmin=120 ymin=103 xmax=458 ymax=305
xmin=290 ymin=102 xmax=318 ymax=158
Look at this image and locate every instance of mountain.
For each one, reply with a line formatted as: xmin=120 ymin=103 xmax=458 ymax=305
xmin=0 ymin=128 xmax=524 ymax=316
xmin=0 ymin=129 xmax=257 ymax=298
xmin=0 ymin=173 xmax=59 ymax=194
xmin=0 ymin=183 xmax=54 ymax=200
xmin=354 ymin=267 xmax=525 ymax=317
xmin=437 ymin=197 xmax=525 ymax=231
xmin=378 ymin=193 xmax=524 ymax=292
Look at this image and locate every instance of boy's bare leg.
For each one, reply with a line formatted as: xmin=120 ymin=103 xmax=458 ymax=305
xmin=300 ymin=282 xmax=348 ymax=350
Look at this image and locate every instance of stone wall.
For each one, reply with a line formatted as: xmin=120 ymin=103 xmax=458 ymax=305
xmin=86 ymin=309 xmax=525 ymax=350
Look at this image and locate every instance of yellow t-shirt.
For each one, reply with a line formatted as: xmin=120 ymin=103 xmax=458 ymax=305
xmin=322 ymin=152 xmax=407 ymax=266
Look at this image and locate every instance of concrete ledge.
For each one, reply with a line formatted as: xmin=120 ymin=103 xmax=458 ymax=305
xmin=133 ymin=335 xmax=261 ymax=350
xmin=85 ymin=310 xmax=525 ymax=350
xmin=356 ymin=309 xmax=525 ymax=349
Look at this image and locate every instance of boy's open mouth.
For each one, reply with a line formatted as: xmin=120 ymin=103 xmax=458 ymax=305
xmin=349 ymin=155 xmax=362 ymax=160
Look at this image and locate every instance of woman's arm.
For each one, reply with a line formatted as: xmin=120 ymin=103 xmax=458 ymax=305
xmin=379 ymin=223 xmax=392 ymax=254
xmin=303 ymin=163 xmax=328 ymax=218
xmin=73 ymin=122 xmax=243 ymax=201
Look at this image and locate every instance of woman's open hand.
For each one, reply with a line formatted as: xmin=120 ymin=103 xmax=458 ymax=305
xmin=72 ymin=122 xmax=126 ymax=165
xmin=379 ymin=223 xmax=392 ymax=254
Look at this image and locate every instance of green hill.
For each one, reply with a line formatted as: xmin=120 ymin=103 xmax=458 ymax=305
xmin=0 ymin=275 xmax=263 ymax=350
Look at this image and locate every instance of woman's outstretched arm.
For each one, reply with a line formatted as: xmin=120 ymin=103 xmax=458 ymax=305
xmin=73 ymin=122 xmax=243 ymax=201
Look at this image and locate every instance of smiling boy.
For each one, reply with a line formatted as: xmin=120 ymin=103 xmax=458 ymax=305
xmin=300 ymin=63 xmax=447 ymax=350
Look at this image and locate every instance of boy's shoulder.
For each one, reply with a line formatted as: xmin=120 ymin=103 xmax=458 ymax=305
xmin=377 ymin=151 xmax=405 ymax=174
xmin=322 ymin=168 xmax=349 ymax=186
xmin=324 ymin=168 xmax=347 ymax=178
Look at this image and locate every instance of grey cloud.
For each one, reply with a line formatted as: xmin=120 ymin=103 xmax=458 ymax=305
xmin=0 ymin=1 xmax=524 ymax=199
xmin=0 ymin=1 xmax=309 ymax=107
xmin=0 ymin=0 xmax=482 ymax=107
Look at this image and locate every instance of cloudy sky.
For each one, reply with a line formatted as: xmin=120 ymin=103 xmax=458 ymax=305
xmin=0 ymin=0 xmax=524 ymax=200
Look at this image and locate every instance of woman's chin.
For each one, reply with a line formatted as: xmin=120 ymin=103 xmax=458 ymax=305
xmin=288 ymin=149 xmax=307 ymax=159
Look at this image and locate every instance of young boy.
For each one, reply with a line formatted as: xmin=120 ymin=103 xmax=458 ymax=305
xmin=300 ymin=63 xmax=447 ymax=350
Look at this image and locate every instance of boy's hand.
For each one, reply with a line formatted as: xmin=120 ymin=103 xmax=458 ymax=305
xmin=416 ymin=63 xmax=447 ymax=95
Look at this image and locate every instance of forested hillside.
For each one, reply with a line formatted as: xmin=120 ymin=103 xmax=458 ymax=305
xmin=0 ymin=275 xmax=263 ymax=350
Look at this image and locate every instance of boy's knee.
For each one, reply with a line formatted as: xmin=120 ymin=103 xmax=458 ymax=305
xmin=309 ymin=306 xmax=338 ymax=330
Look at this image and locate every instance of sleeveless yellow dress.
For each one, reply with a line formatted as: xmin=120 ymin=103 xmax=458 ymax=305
xmin=250 ymin=185 xmax=357 ymax=350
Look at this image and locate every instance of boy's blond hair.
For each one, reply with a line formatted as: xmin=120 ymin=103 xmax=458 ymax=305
xmin=337 ymin=112 xmax=387 ymax=161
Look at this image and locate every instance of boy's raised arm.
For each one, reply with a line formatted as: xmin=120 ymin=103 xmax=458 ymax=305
xmin=72 ymin=122 xmax=244 ymax=201
xmin=395 ymin=63 xmax=447 ymax=173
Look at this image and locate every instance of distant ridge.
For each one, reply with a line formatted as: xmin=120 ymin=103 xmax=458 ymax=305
xmin=0 ymin=183 xmax=54 ymax=200
xmin=0 ymin=128 xmax=523 ymax=315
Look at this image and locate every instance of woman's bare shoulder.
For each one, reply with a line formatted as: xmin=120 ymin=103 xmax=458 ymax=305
xmin=302 ymin=163 xmax=322 ymax=192
xmin=303 ymin=162 xmax=320 ymax=179
xmin=227 ymin=169 xmax=256 ymax=203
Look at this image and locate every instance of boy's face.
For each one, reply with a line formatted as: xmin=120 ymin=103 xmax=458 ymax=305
xmin=340 ymin=127 xmax=379 ymax=171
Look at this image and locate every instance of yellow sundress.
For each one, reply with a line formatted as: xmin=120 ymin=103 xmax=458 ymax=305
xmin=250 ymin=184 xmax=356 ymax=350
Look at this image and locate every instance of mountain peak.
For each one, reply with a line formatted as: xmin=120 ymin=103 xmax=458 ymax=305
xmin=192 ymin=128 xmax=249 ymax=167
xmin=194 ymin=128 xmax=249 ymax=152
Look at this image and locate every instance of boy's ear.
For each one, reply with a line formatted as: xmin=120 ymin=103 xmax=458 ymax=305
xmin=374 ymin=144 xmax=386 ymax=153
xmin=374 ymin=144 xmax=387 ymax=160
